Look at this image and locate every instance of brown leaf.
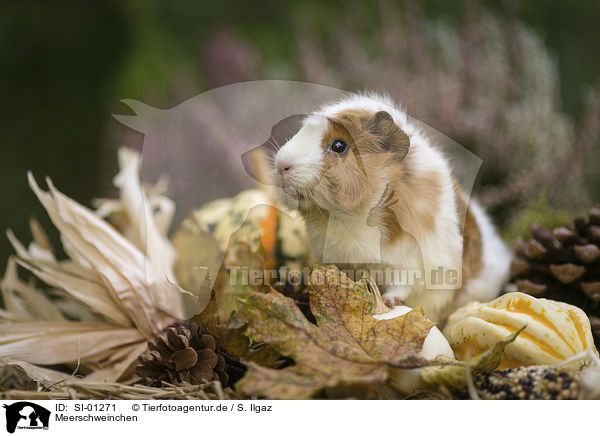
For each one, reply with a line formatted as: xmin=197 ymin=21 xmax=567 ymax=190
xmin=214 ymin=241 xmax=265 ymax=324
xmin=171 ymin=217 xmax=222 ymax=316
xmin=195 ymin=292 xmax=250 ymax=360
xmin=236 ymin=265 xmax=434 ymax=399
xmin=247 ymin=345 xmax=281 ymax=367
xmin=186 ymin=236 xmax=264 ymax=359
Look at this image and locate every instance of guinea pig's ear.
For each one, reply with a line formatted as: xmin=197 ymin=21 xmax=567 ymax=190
xmin=371 ymin=111 xmax=410 ymax=160
xmin=326 ymin=116 xmax=349 ymax=135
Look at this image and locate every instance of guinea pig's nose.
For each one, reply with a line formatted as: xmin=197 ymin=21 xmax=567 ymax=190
xmin=277 ymin=161 xmax=292 ymax=174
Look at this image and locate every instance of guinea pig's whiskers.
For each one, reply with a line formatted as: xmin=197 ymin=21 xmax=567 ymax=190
xmin=306 ymin=188 xmax=328 ymax=220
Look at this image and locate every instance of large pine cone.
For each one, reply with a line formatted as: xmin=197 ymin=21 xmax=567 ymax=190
xmin=136 ymin=323 xmax=246 ymax=388
xmin=511 ymin=207 xmax=600 ymax=342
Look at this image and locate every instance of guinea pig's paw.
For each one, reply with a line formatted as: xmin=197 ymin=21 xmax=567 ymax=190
xmin=384 ymin=295 xmax=405 ymax=308
xmin=383 ymin=286 xmax=411 ymax=308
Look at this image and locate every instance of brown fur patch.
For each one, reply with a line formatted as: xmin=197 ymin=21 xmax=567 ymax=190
xmin=377 ymin=169 xmax=442 ymax=246
xmin=318 ymin=117 xmax=370 ymax=210
xmin=314 ymin=108 xmax=441 ymax=246
xmin=367 ymin=184 xmax=404 ymax=243
xmin=453 ymin=179 xmax=483 ymax=282
xmin=316 ymin=109 xmax=411 ymax=212
xmin=324 ymin=109 xmax=410 ymax=156
xmin=362 ymin=167 xmax=443 ymax=245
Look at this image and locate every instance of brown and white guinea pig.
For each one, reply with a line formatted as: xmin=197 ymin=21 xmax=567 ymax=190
xmin=273 ymin=93 xmax=511 ymax=322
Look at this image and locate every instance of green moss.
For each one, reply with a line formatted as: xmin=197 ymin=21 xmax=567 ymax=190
xmin=502 ymin=191 xmax=572 ymax=243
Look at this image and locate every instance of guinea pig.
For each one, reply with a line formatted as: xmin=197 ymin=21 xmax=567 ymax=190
xmin=273 ymin=93 xmax=511 ymax=322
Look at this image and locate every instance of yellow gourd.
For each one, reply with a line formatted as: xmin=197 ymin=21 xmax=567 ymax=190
xmin=443 ymin=292 xmax=597 ymax=368
xmin=190 ymin=189 xmax=308 ymax=268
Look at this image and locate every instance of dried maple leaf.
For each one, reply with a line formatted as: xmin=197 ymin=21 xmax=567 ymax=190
xmin=172 ymin=207 xmax=268 ymax=325
xmin=194 ymin=291 xmax=250 ymax=361
xmin=236 ymin=265 xmax=434 ymax=399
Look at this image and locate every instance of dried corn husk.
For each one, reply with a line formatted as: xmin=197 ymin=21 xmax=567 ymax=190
xmin=0 ymin=148 xmax=188 ymax=384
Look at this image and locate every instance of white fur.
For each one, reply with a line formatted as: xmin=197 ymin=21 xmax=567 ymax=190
xmin=275 ymin=93 xmax=511 ymax=322
xmin=274 ymin=115 xmax=326 ymax=196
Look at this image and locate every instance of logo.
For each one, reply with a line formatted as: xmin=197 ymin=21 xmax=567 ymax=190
xmin=3 ymin=402 xmax=50 ymax=434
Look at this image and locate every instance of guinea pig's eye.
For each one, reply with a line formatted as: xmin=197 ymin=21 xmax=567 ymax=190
xmin=330 ymin=139 xmax=347 ymax=154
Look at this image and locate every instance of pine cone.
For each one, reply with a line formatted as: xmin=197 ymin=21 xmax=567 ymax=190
xmin=136 ymin=323 xmax=246 ymax=388
xmin=511 ymin=207 xmax=600 ymax=342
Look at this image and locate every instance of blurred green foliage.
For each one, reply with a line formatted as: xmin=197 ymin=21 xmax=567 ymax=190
xmin=501 ymin=191 xmax=572 ymax=243
xmin=1 ymin=0 xmax=599 ymax=267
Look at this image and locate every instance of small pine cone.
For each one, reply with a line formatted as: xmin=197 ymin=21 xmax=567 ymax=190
xmin=136 ymin=323 xmax=246 ymax=388
xmin=511 ymin=207 xmax=600 ymax=343
xmin=459 ymin=366 xmax=581 ymax=400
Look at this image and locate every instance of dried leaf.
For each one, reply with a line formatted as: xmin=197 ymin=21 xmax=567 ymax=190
xmin=246 ymin=345 xmax=281 ymax=368
xmin=214 ymin=240 xmax=264 ymax=324
xmin=0 ymin=258 xmax=65 ymax=322
xmin=94 ymin=148 xmax=175 ymax=245
xmin=236 ymin=266 xmax=434 ymax=399
xmin=195 ymin=293 xmax=250 ymax=360
xmin=27 ymin=172 xmax=178 ymax=336
xmin=1 ymin=148 xmax=188 ymax=383
xmin=171 ymin=216 xmax=222 ymax=317
xmin=7 ymin=233 xmax=131 ymax=326
xmin=176 ymin=196 xmax=301 ymax=324
xmin=101 ymin=149 xmax=185 ymax=320
xmin=188 ymin=237 xmax=267 ymax=360
xmin=28 ymin=217 xmax=54 ymax=254
xmin=82 ymin=342 xmax=148 ymax=383
xmin=0 ymin=322 xmax=143 ymax=366
xmin=0 ymin=358 xmax=71 ymax=388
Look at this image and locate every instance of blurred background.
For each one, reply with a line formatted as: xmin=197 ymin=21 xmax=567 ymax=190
xmin=1 ymin=0 xmax=599 ymax=267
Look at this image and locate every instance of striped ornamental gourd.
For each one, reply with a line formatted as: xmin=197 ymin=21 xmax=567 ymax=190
xmin=189 ymin=189 xmax=308 ymax=270
xmin=443 ymin=292 xmax=598 ymax=369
